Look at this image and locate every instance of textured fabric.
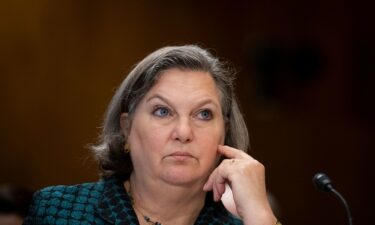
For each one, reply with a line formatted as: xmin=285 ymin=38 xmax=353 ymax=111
xmin=24 ymin=176 xmax=243 ymax=225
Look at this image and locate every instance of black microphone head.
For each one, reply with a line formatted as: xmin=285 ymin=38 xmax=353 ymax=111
xmin=313 ymin=173 xmax=333 ymax=192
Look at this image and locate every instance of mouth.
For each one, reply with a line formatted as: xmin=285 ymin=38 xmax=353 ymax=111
xmin=168 ymin=151 xmax=194 ymax=161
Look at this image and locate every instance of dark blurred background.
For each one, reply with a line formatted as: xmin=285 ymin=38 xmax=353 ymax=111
xmin=0 ymin=0 xmax=373 ymax=224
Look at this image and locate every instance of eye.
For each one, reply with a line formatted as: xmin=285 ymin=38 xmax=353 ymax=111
xmin=153 ymin=106 xmax=171 ymax=117
xmin=197 ymin=109 xmax=213 ymax=120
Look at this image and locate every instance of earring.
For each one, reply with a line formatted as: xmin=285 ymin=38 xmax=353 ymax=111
xmin=124 ymin=143 xmax=130 ymax=154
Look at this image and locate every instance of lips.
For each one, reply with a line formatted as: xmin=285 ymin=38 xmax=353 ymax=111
xmin=168 ymin=151 xmax=194 ymax=161
xmin=170 ymin=151 xmax=192 ymax=157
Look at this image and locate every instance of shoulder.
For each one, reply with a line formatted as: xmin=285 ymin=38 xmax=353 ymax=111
xmin=36 ymin=180 xmax=105 ymax=204
xmin=23 ymin=180 xmax=106 ymax=225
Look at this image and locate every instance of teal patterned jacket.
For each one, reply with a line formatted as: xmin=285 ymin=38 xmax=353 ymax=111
xmin=23 ymin=176 xmax=243 ymax=225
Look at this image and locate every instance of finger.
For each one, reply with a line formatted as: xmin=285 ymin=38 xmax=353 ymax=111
xmin=213 ymin=173 xmax=226 ymax=201
xmin=203 ymin=170 xmax=215 ymax=191
xmin=218 ymin=145 xmax=249 ymax=160
xmin=204 ymin=163 xmax=229 ymax=201
xmin=203 ymin=158 xmax=231 ymax=191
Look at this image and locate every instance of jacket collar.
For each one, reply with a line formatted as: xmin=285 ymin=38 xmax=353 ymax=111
xmin=96 ymin=176 xmax=139 ymax=225
xmin=95 ymin=176 xmax=235 ymax=225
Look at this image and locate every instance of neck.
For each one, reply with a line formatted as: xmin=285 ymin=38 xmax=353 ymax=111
xmin=126 ymin=172 xmax=206 ymax=225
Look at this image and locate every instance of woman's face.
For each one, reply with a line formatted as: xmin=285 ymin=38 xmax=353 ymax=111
xmin=122 ymin=68 xmax=225 ymax=186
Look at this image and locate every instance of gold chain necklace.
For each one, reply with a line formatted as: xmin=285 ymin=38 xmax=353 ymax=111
xmin=126 ymin=181 xmax=163 ymax=225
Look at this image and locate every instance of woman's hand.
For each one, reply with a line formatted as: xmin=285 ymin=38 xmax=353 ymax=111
xmin=203 ymin=145 xmax=277 ymax=225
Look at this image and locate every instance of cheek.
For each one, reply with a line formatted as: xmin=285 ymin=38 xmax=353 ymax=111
xmin=196 ymin=124 xmax=225 ymax=161
xmin=128 ymin=127 xmax=165 ymax=168
xmin=201 ymin=123 xmax=225 ymax=146
xmin=197 ymin=141 xmax=221 ymax=176
xmin=196 ymin=134 xmax=221 ymax=159
xmin=128 ymin=121 xmax=170 ymax=155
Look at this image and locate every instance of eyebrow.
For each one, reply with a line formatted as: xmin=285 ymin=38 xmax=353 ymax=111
xmin=146 ymin=94 xmax=220 ymax=109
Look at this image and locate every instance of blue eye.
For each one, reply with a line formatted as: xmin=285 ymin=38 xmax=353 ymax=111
xmin=153 ymin=107 xmax=170 ymax=117
xmin=197 ymin=109 xmax=212 ymax=120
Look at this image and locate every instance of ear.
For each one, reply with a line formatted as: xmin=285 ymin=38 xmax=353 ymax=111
xmin=120 ymin=113 xmax=130 ymax=136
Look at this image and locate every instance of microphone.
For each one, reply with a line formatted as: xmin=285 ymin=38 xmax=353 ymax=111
xmin=313 ymin=173 xmax=353 ymax=225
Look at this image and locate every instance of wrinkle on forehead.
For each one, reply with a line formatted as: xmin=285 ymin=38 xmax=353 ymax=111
xmin=146 ymin=68 xmax=222 ymax=109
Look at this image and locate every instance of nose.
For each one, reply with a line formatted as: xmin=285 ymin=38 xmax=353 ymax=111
xmin=171 ymin=117 xmax=194 ymax=143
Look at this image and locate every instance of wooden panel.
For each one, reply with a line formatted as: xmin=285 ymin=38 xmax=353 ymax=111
xmin=0 ymin=1 xmax=372 ymax=224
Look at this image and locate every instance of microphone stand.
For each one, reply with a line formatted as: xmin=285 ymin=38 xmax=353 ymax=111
xmin=313 ymin=173 xmax=353 ymax=225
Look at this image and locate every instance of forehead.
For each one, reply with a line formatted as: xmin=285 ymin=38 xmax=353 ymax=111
xmin=147 ymin=68 xmax=221 ymax=101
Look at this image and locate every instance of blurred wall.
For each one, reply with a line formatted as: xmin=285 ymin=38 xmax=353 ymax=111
xmin=0 ymin=1 xmax=373 ymax=225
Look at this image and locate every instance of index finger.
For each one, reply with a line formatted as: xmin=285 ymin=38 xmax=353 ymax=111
xmin=218 ymin=145 xmax=249 ymax=159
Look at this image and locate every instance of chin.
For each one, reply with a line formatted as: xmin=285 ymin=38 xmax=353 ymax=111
xmin=161 ymin=169 xmax=204 ymax=186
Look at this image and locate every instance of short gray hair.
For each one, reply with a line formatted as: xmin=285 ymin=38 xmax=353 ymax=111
xmin=91 ymin=45 xmax=249 ymax=178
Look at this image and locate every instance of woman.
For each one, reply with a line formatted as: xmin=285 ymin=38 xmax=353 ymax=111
xmin=24 ymin=45 xmax=280 ymax=225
